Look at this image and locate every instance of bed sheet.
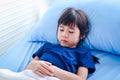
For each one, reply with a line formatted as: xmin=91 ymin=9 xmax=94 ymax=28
xmin=0 ymin=28 xmax=44 ymax=72
xmin=0 ymin=28 xmax=120 ymax=80
xmin=0 ymin=69 xmax=60 ymax=80
xmin=88 ymin=50 xmax=120 ymax=80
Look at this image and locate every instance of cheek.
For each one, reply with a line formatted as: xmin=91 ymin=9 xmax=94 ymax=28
xmin=73 ymin=34 xmax=80 ymax=42
xmin=57 ymin=32 xmax=60 ymax=40
xmin=69 ymin=35 xmax=79 ymax=43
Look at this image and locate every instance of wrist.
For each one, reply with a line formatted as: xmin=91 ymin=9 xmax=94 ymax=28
xmin=51 ymin=65 xmax=60 ymax=77
xmin=33 ymin=56 xmax=39 ymax=60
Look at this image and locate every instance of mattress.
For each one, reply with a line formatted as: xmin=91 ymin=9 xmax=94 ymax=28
xmin=0 ymin=35 xmax=120 ymax=80
xmin=88 ymin=50 xmax=120 ymax=80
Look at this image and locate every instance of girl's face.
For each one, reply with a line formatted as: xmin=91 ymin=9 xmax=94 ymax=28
xmin=57 ymin=24 xmax=81 ymax=48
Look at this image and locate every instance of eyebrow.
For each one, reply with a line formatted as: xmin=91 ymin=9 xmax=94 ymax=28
xmin=69 ymin=26 xmax=75 ymax=29
xmin=59 ymin=24 xmax=64 ymax=27
xmin=59 ymin=24 xmax=76 ymax=29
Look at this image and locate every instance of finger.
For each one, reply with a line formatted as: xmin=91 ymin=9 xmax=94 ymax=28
xmin=39 ymin=65 xmax=53 ymax=76
xmin=32 ymin=63 xmax=49 ymax=76
xmin=34 ymin=71 xmax=45 ymax=77
xmin=41 ymin=62 xmax=54 ymax=73
xmin=33 ymin=61 xmax=54 ymax=76
xmin=44 ymin=61 xmax=52 ymax=66
xmin=34 ymin=56 xmax=39 ymax=60
xmin=36 ymin=62 xmax=54 ymax=76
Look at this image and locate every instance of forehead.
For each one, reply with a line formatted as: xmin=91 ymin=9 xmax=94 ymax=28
xmin=59 ymin=23 xmax=77 ymax=29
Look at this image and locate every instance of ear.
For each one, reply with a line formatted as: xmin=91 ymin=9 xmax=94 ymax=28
xmin=80 ymin=34 xmax=85 ymax=40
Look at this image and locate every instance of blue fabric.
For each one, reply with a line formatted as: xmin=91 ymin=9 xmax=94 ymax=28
xmin=31 ymin=0 xmax=120 ymax=55
xmin=33 ymin=42 xmax=95 ymax=74
xmin=88 ymin=50 xmax=120 ymax=80
xmin=0 ymin=26 xmax=45 ymax=72
xmin=30 ymin=0 xmax=92 ymax=43
xmin=0 ymin=0 xmax=120 ymax=80
xmin=82 ymin=0 xmax=120 ymax=55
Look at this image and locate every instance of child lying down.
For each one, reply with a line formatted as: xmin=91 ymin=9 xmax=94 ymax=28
xmin=0 ymin=69 xmax=60 ymax=80
xmin=25 ymin=7 xmax=98 ymax=80
xmin=0 ymin=7 xmax=98 ymax=80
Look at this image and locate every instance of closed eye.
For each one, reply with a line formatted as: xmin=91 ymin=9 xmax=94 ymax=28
xmin=69 ymin=29 xmax=74 ymax=33
xmin=60 ymin=29 xmax=64 ymax=32
xmin=69 ymin=31 xmax=74 ymax=33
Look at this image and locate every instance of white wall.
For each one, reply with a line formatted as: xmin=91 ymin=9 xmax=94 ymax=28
xmin=35 ymin=0 xmax=52 ymax=18
xmin=0 ymin=0 xmax=52 ymax=56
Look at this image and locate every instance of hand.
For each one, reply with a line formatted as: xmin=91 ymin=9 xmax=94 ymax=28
xmin=26 ymin=57 xmax=54 ymax=77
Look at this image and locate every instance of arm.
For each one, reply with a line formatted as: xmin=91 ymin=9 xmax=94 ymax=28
xmin=26 ymin=57 xmax=88 ymax=80
xmin=52 ymin=65 xmax=88 ymax=80
xmin=26 ymin=56 xmax=54 ymax=77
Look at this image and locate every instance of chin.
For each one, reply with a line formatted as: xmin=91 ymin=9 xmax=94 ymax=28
xmin=60 ymin=43 xmax=68 ymax=47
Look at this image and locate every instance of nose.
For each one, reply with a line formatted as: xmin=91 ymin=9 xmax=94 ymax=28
xmin=61 ymin=31 xmax=68 ymax=38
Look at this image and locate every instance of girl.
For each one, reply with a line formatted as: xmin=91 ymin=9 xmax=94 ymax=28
xmin=26 ymin=7 xmax=98 ymax=80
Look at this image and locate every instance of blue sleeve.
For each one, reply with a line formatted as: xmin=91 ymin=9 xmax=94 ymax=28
xmin=32 ymin=43 xmax=46 ymax=58
xmin=77 ymin=50 xmax=96 ymax=73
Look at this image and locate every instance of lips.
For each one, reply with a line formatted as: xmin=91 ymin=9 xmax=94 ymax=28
xmin=61 ymin=40 xmax=68 ymax=43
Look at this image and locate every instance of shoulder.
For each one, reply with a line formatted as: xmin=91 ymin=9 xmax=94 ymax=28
xmin=43 ymin=42 xmax=60 ymax=49
xmin=75 ymin=47 xmax=92 ymax=58
xmin=76 ymin=47 xmax=90 ymax=54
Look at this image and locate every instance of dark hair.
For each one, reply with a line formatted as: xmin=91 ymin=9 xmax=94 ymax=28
xmin=58 ymin=8 xmax=99 ymax=64
xmin=58 ymin=7 xmax=89 ymax=37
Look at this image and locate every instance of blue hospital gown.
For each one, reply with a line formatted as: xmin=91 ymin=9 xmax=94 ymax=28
xmin=32 ymin=42 xmax=95 ymax=74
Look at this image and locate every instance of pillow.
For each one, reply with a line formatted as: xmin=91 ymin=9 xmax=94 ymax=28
xmin=82 ymin=0 xmax=120 ymax=54
xmin=30 ymin=0 xmax=120 ymax=55
xmin=30 ymin=0 xmax=90 ymax=43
